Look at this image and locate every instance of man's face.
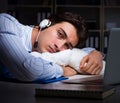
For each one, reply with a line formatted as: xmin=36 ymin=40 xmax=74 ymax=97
xmin=37 ymin=22 xmax=79 ymax=53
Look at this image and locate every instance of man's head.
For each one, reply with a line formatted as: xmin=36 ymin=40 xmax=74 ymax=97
xmin=35 ymin=12 xmax=88 ymax=53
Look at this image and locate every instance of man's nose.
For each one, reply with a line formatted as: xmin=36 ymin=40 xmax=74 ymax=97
xmin=54 ymin=41 xmax=66 ymax=52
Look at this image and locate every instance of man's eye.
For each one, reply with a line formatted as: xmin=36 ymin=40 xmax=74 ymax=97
xmin=57 ymin=31 xmax=64 ymax=39
xmin=64 ymin=43 xmax=72 ymax=49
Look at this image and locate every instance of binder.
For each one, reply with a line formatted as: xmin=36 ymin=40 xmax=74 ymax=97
xmin=35 ymin=82 xmax=115 ymax=99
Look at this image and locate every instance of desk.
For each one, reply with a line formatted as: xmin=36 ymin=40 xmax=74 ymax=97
xmin=0 ymin=81 xmax=120 ymax=103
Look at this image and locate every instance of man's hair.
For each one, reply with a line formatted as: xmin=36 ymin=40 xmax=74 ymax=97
xmin=47 ymin=12 xmax=89 ymax=48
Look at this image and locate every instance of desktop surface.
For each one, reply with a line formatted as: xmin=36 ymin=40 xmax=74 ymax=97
xmin=0 ymin=81 xmax=120 ymax=103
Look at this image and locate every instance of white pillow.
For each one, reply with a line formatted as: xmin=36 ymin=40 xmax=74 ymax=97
xmin=30 ymin=48 xmax=105 ymax=75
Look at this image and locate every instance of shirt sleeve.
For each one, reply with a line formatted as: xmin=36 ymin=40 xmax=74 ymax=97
xmin=81 ymin=47 xmax=95 ymax=54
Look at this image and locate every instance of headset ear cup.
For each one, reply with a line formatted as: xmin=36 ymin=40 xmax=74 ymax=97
xmin=39 ymin=19 xmax=51 ymax=29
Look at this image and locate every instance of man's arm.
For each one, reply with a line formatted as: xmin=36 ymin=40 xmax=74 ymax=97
xmin=31 ymin=48 xmax=104 ymax=75
xmin=0 ymin=34 xmax=63 ymax=81
xmin=62 ymin=66 xmax=77 ymax=76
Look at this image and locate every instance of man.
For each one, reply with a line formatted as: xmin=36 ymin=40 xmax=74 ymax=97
xmin=0 ymin=12 xmax=103 ymax=82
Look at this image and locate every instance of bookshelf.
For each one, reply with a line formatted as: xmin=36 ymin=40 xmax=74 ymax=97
xmin=7 ymin=0 xmax=54 ymax=25
xmin=55 ymin=0 xmax=102 ymax=52
xmin=103 ymin=0 xmax=120 ymax=53
xmin=4 ymin=0 xmax=120 ymax=54
xmin=55 ymin=0 xmax=120 ymax=54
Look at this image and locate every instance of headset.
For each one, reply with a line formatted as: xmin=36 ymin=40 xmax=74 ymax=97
xmin=34 ymin=19 xmax=51 ymax=48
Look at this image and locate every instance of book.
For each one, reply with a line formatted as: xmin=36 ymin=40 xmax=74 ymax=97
xmin=35 ymin=82 xmax=115 ymax=99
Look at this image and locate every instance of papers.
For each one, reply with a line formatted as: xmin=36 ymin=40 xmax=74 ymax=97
xmin=63 ymin=74 xmax=103 ymax=85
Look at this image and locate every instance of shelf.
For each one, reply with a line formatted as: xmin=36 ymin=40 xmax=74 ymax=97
xmin=8 ymin=5 xmax=52 ymax=8
xmin=56 ymin=5 xmax=100 ymax=8
xmin=104 ymin=6 xmax=120 ymax=8
xmin=88 ymin=30 xmax=101 ymax=33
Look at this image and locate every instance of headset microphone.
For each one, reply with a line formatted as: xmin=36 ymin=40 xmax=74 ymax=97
xmin=34 ymin=41 xmax=38 ymax=48
xmin=34 ymin=19 xmax=51 ymax=48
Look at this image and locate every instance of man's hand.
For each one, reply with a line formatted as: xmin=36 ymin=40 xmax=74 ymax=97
xmin=80 ymin=50 xmax=103 ymax=75
xmin=62 ymin=65 xmax=77 ymax=76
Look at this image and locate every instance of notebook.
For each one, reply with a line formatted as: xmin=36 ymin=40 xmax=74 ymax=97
xmin=35 ymin=28 xmax=120 ymax=99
